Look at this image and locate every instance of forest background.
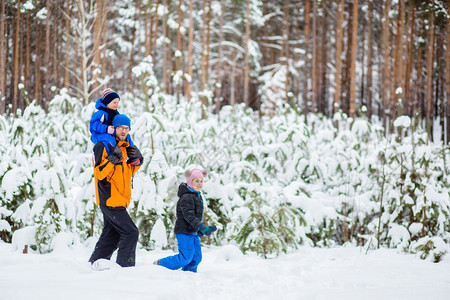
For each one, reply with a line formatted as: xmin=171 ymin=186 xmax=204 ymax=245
xmin=0 ymin=0 xmax=449 ymax=261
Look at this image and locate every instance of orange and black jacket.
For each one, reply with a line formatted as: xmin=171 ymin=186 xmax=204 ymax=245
xmin=92 ymin=140 xmax=141 ymax=208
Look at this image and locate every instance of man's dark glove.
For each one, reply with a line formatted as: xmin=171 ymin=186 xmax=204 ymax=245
xmin=198 ymin=224 xmax=217 ymax=237
xmin=107 ymin=144 xmax=124 ymax=165
xmin=126 ymin=145 xmax=143 ymax=166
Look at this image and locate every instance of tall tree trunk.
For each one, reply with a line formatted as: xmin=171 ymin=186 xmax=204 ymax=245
xmin=243 ymin=0 xmax=251 ymax=106
xmin=382 ymin=0 xmax=391 ymax=124
xmin=200 ymin=0 xmax=207 ymax=102
xmin=43 ymin=0 xmax=51 ymax=108
xmin=334 ymin=0 xmax=344 ymax=115
xmin=283 ymin=0 xmax=290 ymax=104
xmin=64 ymin=0 xmax=71 ymax=89
xmin=349 ymin=0 xmax=358 ymax=119
xmin=144 ymin=0 xmax=153 ymax=57
xmin=425 ymin=10 xmax=434 ymax=136
xmin=366 ymin=0 xmax=373 ymax=120
xmin=152 ymin=0 xmax=160 ymax=57
xmin=162 ymin=0 xmax=168 ymax=93
xmin=293 ymin=2 xmax=301 ymax=109
xmin=393 ymin=0 xmax=405 ymax=112
xmin=0 ymin=0 xmax=6 ymax=113
xmin=437 ymin=25 xmax=445 ymax=142
xmin=93 ymin=0 xmax=104 ymax=89
xmin=12 ymin=0 xmax=21 ymax=114
xmin=405 ymin=3 xmax=415 ymax=117
xmin=185 ymin=0 xmax=194 ymax=102
xmin=342 ymin=1 xmax=352 ymax=115
xmin=214 ymin=0 xmax=225 ymax=110
xmin=303 ymin=0 xmax=311 ymax=115
xmin=415 ymin=45 xmax=424 ymax=117
xmin=446 ymin=0 xmax=450 ymax=144
xmin=175 ymin=0 xmax=184 ymax=101
xmin=128 ymin=0 xmax=139 ymax=89
xmin=167 ymin=25 xmax=173 ymax=95
xmin=176 ymin=0 xmax=182 ymax=59
xmin=311 ymin=0 xmax=317 ymax=112
xmin=76 ymin=0 xmax=89 ymax=105
xmin=34 ymin=25 xmax=42 ymax=104
xmin=261 ymin=1 xmax=269 ymax=67
xmin=53 ymin=6 xmax=61 ymax=91
xmin=199 ymin=0 xmax=212 ymax=116
xmin=205 ymin=0 xmax=212 ymax=89
xmin=319 ymin=3 xmax=328 ymax=116
xmin=24 ymin=13 xmax=31 ymax=99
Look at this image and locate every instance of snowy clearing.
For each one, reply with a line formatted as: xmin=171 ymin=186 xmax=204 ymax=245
xmin=0 ymin=242 xmax=449 ymax=300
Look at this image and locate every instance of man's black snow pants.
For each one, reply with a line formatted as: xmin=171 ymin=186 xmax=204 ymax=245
xmin=89 ymin=205 xmax=139 ymax=267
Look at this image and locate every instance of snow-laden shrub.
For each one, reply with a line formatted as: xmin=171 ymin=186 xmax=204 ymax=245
xmin=1 ymin=87 xmax=449 ymax=260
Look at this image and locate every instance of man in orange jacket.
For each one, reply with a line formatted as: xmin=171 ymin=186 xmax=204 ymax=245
xmin=88 ymin=114 xmax=143 ymax=269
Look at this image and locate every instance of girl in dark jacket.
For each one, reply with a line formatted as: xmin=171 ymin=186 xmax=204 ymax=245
xmin=154 ymin=169 xmax=216 ymax=272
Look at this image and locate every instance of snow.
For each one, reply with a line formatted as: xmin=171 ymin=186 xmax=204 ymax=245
xmin=150 ymin=218 xmax=168 ymax=248
xmin=1 ymin=85 xmax=449 ymax=297
xmin=0 ymin=219 xmax=10 ymax=232
xmin=0 ymin=242 xmax=449 ymax=300
xmin=393 ymin=115 xmax=411 ymax=128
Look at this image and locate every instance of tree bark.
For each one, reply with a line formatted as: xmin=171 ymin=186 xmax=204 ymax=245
xmin=176 ymin=0 xmax=184 ymax=101
xmin=64 ymin=0 xmax=71 ymax=89
xmin=93 ymin=0 xmax=104 ymax=89
xmin=144 ymin=0 xmax=153 ymax=57
xmin=243 ymin=0 xmax=251 ymax=106
xmin=382 ymin=0 xmax=391 ymax=124
xmin=214 ymin=0 xmax=225 ymax=110
xmin=366 ymin=0 xmax=373 ymax=120
xmin=199 ymin=0 xmax=212 ymax=116
xmin=283 ymin=0 xmax=290 ymax=104
xmin=425 ymin=10 xmax=434 ymax=136
xmin=320 ymin=3 xmax=328 ymax=116
xmin=311 ymin=0 xmax=318 ymax=113
xmin=349 ymin=0 xmax=358 ymax=119
xmin=393 ymin=0 xmax=405 ymax=111
xmin=303 ymin=0 xmax=311 ymax=115
xmin=24 ymin=12 xmax=31 ymax=99
xmin=437 ymin=25 xmax=445 ymax=142
xmin=185 ymin=0 xmax=194 ymax=102
xmin=446 ymin=0 xmax=450 ymax=144
xmin=415 ymin=45 xmax=424 ymax=117
xmin=152 ymin=0 xmax=160 ymax=56
xmin=34 ymin=23 xmax=42 ymax=104
xmin=12 ymin=0 xmax=21 ymax=114
xmin=0 ymin=0 xmax=6 ymax=113
xmin=43 ymin=0 xmax=51 ymax=108
xmin=127 ymin=0 xmax=139 ymax=89
xmin=162 ymin=0 xmax=168 ymax=93
xmin=333 ymin=0 xmax=344 ymax=115
xmin=405 ymin=3 xmax=415 ymax=117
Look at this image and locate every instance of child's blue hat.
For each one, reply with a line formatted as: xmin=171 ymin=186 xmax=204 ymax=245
xmin=101 ymin=88 xmax=120 ymax=107
xmin=112 ymin=114 xmax=131 ymax=129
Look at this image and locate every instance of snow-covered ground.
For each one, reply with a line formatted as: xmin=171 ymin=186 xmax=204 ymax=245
xmin=0 ymin=241 xmax=449 ymax=300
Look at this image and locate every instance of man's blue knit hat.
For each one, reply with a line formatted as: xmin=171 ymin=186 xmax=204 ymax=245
xmin=112 ymin=114 xmax=131 ymax=129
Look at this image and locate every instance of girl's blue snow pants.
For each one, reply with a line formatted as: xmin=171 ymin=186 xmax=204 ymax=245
xmin=158 ymin=233 xmax=202 ymax=272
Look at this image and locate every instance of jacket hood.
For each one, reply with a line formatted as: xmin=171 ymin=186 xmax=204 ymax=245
xmin=178 ymin=182 xmax=199 ymax=198
xmin=95 ymin=98 xmax=107 ymax=109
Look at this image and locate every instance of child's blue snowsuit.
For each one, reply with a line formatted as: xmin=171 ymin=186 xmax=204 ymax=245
xmin=159 ymin=233 xmax=202 ymax=272
xmin=158 ymin=183 xmax=204 ymax=272
xmin=89 ymin=98 xmax=133 ymax=152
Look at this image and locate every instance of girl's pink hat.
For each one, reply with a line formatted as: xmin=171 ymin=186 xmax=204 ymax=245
xmin=185 ymin=169 xmax=207 ymax=188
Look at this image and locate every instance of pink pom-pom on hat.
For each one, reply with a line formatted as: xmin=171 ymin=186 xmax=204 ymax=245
xmin=185 ymin=169 xmax=207 ymax=188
